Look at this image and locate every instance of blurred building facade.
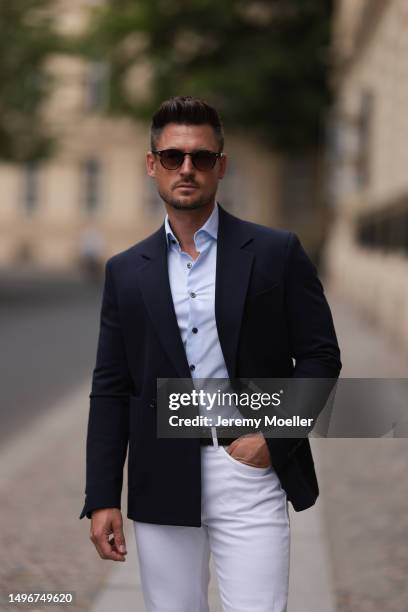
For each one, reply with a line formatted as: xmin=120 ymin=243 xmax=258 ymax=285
xmin=0 ymin=0 xmax=282 ymax=272
xmin=326 ymin=0 xmax=408 ymax=352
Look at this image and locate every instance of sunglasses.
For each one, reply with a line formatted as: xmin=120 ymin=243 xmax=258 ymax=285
xmin=152 ymin=148 xmax=223 ymax=171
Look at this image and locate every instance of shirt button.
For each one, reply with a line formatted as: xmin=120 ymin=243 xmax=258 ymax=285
xmin=187 ymin=262 xmax=192 ymax=269
xmin=190 ymin=364 xmax=196 ymax=371
xmin=192 ymin=327 xmax=198 ymax=334
xmin=190 ymin=291 xmax=196 ymax=298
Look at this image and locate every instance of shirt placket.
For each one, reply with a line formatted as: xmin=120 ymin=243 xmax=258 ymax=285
xmin=184 ymin=235 xmax=206 ymax=379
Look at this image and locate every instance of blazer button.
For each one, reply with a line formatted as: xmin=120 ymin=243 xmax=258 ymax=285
xmin=149 ymin=399 xmax=156 ymax=408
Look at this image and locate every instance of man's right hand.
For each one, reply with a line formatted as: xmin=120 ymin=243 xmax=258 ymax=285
xmin=90 ymin=508 xmax=127 ymax=562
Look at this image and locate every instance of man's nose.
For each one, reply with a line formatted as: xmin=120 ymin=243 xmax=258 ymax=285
xmin=179 ymin=154 xmax=195 ymax=174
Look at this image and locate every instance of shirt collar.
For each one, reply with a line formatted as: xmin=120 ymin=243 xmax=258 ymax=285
xmin=164 ymin=202 xmax=219 ymax=250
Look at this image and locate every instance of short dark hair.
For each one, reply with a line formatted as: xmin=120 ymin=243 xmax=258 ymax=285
xmin=150 ymin=96 xmax=224 ymax=152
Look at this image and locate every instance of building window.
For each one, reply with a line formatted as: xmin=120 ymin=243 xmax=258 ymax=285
xmin=357 ymin=203 xmax=408 ymax=256
xmin=22 ymin=162 xmax=39 ymax=214
xmin=82 ymin=158 xmax=101 ymax=213
xmin=84 ymin=61 xmax=109 ymax=112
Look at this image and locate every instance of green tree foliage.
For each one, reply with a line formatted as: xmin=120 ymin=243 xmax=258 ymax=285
xmin=80 ymin=0 xmax=332 ymax=152
xmin=0 ymin=0 xmax=58 ymax=161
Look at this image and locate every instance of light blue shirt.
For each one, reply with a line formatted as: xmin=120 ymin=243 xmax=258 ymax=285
xmin=165 ymin=202 xmax=240 ymax=427
xmin=165 ymin=202 xmax=228 ymax=380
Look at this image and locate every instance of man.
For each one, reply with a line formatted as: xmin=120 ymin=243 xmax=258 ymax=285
xmin=80 ymin=96 xmax=341 ymax=611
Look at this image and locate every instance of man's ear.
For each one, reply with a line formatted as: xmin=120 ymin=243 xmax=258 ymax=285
xmin=146 ymin=152 xmax=156 ymax=177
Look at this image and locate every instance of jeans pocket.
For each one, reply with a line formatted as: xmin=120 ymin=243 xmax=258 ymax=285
xmin=220 ymin=445 xmax=273 ymax=477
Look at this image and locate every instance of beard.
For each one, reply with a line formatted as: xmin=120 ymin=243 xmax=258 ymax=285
xmin=158 ymin=186 xmax=214 ymax=211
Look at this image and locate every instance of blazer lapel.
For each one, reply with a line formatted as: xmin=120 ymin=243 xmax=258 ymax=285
xmin=215 ymin=206 xmax=254 ymax=379
xmin=135 ymin=227 xmax=192 ymax=380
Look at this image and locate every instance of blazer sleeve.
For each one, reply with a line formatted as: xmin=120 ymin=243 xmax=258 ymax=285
xmin=79 ymin=258 xmax=133 ymax=519
xmin=265 ymin=232 xmax=342 ymax=472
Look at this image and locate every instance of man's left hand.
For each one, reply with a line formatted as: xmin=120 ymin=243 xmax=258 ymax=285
xmin=226 ymin=433 xmax=272 ymax=468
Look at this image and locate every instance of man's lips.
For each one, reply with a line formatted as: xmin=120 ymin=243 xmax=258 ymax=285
xmin=174 ymin=184 xmax=198 ymax=189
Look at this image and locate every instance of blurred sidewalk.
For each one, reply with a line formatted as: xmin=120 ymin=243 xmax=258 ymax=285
xmin=0 ymin=381 xmax=112 ymax=612
xmin=314 ymin=288 xmax=408 ymax=612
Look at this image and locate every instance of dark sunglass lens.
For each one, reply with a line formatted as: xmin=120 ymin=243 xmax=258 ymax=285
xmin=193 ymin=151 xmax=217 ymax=170
xmin=161 ymin=150 xmax=184 ymax=169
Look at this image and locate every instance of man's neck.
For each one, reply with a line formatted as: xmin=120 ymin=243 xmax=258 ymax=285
xmin=166 ymin=201 xmax=216 ymax=255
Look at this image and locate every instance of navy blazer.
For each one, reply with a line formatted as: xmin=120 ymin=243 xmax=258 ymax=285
xmin=80 ymin=205 xmax=341 ymax=524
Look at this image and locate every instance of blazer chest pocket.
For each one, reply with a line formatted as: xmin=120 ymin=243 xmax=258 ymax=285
xmin=246 ymin=283 xmax=282 ymax=311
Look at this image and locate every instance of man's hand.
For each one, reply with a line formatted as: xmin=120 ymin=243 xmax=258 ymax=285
xmin=90 ymin=508 xmax=127 ymax=562
xmin=226 ymin=433 xmax=272 ymax=468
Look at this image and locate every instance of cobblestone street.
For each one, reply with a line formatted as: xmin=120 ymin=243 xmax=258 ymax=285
xmin=0 ymin=382 xmax=110 ymax=612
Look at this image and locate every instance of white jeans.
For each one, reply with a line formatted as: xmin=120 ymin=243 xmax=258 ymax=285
xmin=133 ymin=444 xmax=290 ymax=612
